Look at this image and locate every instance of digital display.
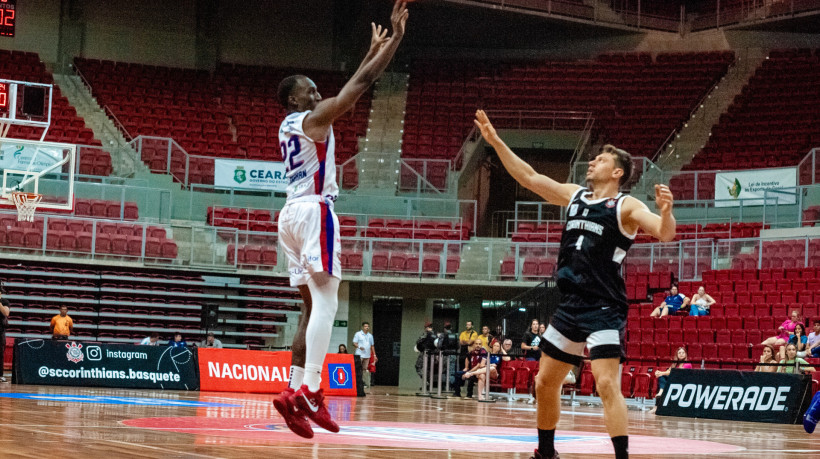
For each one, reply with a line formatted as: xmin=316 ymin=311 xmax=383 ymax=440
xmin=0 ymin=83 xmax=7 ymax=109
xmin=0 ymin=0 xmax=16 ymax=38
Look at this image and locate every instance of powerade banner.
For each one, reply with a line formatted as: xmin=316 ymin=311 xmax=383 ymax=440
xmin=655 ymin=369 xmax=812 ymax=424
xmin=197 ymin=348 xmax=356 ymax=396
xmin=0 ymin=143 xmax=64 ymax=172
xmin=714 ymin=167 xmax=796 ymax=207
xmin=214 ymin=159 xmax=287 ymax=191
xmin=12 ymin=339 xmax=199 ymax=390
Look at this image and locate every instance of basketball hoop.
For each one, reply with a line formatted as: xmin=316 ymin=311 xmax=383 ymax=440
xmin=11 ymin=191 xmax=42 ymax=222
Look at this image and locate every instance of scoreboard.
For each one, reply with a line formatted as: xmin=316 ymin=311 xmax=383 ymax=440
xmin=0 ymin=0 xmax=15 ymax=38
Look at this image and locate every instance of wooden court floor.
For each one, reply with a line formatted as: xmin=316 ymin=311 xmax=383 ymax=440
xmin=0 ymin=383 xmax=817 ymax=458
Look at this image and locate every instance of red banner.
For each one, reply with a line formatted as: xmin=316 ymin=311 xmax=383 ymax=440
xmin=197 ymin=348 xmax=357 ymax=396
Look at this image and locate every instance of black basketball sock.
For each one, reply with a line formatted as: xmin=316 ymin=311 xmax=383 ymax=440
xmin=612 ymin=435 xmax=629 ymax=459
xmin=538 ymin=429 xmax=555 ymax=457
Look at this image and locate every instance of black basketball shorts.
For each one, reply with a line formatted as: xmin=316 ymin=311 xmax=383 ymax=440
xmin=538 ymin=293 xmax=627 ymax=366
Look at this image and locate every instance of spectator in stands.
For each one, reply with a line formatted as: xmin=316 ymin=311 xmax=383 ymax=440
xmin=338 ymin=344 xmax=348 ymax=354
xmin=650 ymin=285 xmax=689 ymax=318
xmin=474 ymin=340 xmax=506 ymax=401
xmin=456 ymin=339 xmax=488 ymax=400
xmin=521 ymin=319 xmax=542 ymax=361
xmin=502 ymin=338 xmax=514 ymax=357
xmin=458 ymin=321 xmax=478 ymax=368
xmin=755 ymin=344 xmax=778 ymax=373
xmin=538 ymin=323 xmax=546 ymax=335
xmin=688 ymin=286 xmax=715 ymax=317
xmin=477 ymin=325 xmax=491 ymax=351
xmin=139 ymin=333 xmax=160 ymax=346
xmin=353 ymin=322 xmax=375 ymax=390
xmin=654 ymin=347 xmax=692 ymax=398
xmin=778 ymin=343 xmax=816 ymax=374
xmin=762 ymin=309 xmax=801 ymax=348
xmin=492 ymin=325 xmax=506 ymax=346
xmin=168 ymin=333 xmax=187 ymax=348
xmin=808 ymin=320 xmax=820 ymax=358
xmin=200 ymin=332 xmax=223 ymax=348
xmin=785 ymin=323 xmax=809 ymax=360
xmin=50 ymin=306 xmax=73 ymax=340
xmin=0 ymin=286 xmax=9 ymax=383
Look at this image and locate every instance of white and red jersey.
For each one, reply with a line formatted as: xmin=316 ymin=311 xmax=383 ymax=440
xmin=278 ymin=111 xmax=338 ymax=202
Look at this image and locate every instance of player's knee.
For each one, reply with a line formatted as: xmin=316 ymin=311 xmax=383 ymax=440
xmin=595 ymin=375 xmax=619 ymax=398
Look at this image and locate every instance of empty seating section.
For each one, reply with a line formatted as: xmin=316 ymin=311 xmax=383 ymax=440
xmin=0 ymin=262 xmax=295 ymax=348
xmin=75 ymin=59 xmax=372 ymax=185
xmin=731 ymin=239 xmax=820 ymax=270
xmin=404 ymin=51 xmax=733 ymax=166
xmin=624 ymin=266 xmax=820 ymax=398
xmin=685 ymin=49 xmax=820 ymax=173
xmin=0 ymin=51 xmax=108 ymax=175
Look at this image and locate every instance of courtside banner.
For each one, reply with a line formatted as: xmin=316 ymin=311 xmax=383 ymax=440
xmin=655 ymin=369 xmax=812 ymax=423
xmin=214 ymin=159 xmax=287 ymax=191
xmin=12 ymin=339 xmax=199 ymax=390
xmin=714 ymin=167 xmax=796 ymax=207
xmin=197 ymin=348 xmax=357 ymax=396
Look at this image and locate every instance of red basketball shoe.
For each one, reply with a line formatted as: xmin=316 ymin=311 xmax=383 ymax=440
xmin=273 ymin=387 xmax=314 ymax=438
xmin=294 ymin=384 xmax=340 ymax=433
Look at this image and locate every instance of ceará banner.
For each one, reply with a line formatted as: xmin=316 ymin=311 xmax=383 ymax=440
xmin=214 ymin=159 xmax=287 ymax=191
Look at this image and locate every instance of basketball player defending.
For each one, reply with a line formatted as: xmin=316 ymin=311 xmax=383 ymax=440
xmin=475 ymin=110 xmax=676 ymax=459
xmin=273 ymin=1 xmax=409 ymax=439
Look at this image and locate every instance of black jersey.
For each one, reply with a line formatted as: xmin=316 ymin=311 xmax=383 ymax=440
xmin=555 ymin=187 xmax=635 ymax=309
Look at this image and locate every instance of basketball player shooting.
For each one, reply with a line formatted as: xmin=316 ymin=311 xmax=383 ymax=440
xmin=474 ymin=110 xmax=676 ymax=459
xmin=272 ymin=1 xmax=409 ymax=439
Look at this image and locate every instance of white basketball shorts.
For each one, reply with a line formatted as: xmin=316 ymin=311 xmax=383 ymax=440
xmin=278 ymin=197 xmax=341 ymax=287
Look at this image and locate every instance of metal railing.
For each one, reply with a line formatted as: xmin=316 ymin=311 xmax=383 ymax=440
xmin=692 ymin=0 xmax=820 ymax=31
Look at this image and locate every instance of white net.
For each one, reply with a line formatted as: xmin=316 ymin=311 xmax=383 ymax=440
xmin=12 ymin=192 xmax=42 ymax=222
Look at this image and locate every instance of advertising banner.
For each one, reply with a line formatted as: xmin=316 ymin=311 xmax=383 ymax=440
xmin=714 ymin=167 xmax=797 ymax=207
xmin=12 ymin=339 xmax=199 ymax=390
xmin=214 ymin=159 xmax=287 ymax=191
xmin=655 ymin=368 xmax=812 ymax=423
xmin=0 ymin=142 xmax=64 ymax=172
xmin=197 ymin=348 xmax=356 ymax=396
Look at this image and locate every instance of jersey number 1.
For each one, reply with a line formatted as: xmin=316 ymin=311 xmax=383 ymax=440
xmin=280 ymin=136 xmax=303 ymax=172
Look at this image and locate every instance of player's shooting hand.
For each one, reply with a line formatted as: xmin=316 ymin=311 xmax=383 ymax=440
xmin=369 ymin=22 xmax=389 ymax=52
xmin=474 ymin=110 xmax=499 ymax=143
xmin=390 ymin=1 xmax=409 ymax=38
xmin=655 ymin=184 xmax=674 ymax=214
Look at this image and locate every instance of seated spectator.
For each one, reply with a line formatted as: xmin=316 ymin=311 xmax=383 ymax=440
xmin=50 ymin=306 xmax=73 ymax=340
xmin=755 ymin=344 xmax=778 ymax=373
xmin=168 ymin=333 xmax=187 ymax=347
xmin=778 ymin=343 xmax=816 ymax=374
xmin=762 ymin=309 xmax=801 ymax=348
xmin=338 ymin=344 xmax=348 ymax=354
xmin=654 ymin=347 xmax=692 ymax=398
xmin=650 ymin=285 xmax=690 ymax=318
xmin=783 ymin=323 xmax=809 ymax=360
xmin=501 ymin=339 xmax=513 ymax=361
xmin=689 ymin=286 xmax=715 ymax=317
xmin=454 ymin=340 xmax=487 ymax=399
xmin=140 ymin=333 xmax=160 ymax=346
xmin=200 ymin=332 xmax=223 ymax=348
xmin=808 ymin=320 xmax=820 ymax=358
xmin=474 ymin=340 xmax=506 ymax=401
xmin=538 ymin=323 xmax=546 ymax=335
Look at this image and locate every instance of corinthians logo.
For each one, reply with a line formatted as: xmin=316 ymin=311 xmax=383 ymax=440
xmin=66 ymin=342 xmax=84 ymax=363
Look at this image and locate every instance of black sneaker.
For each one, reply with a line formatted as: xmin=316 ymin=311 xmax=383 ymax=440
xmin=531 ymin=449 xmax=559 ymax=459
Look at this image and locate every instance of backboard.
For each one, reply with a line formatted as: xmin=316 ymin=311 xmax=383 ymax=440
xmin=0 ymin=137 xmax=75 ymax=211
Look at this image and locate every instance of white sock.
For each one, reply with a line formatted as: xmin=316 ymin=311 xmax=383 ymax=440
xmin=302 ymin=274 xmax=340 ymax=392
xmin=288 ymin=366 xmax=304 ymax=390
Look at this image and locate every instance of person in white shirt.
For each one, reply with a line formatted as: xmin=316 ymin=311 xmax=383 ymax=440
xmin=808 ymin=320 xmax=820 ymax=358
xmin=200 ymin=332 xmax=223 ymax=348
xmin=353 ymin=322 xmax=375 ymax=389
xmin=140 ymin=333 xmax=160 ymax=346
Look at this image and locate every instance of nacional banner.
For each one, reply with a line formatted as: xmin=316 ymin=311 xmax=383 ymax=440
xmin=714 ymin=167 xmax=797 ymax=207
xmin=12 ymin=339 xmax=199 ymax=390
xmin=197 ymin=348 xmax=356 ymax=396
xmin=214 ymin=159 xmax=288 ymax=191
xmin=0 ymin=142 xmax=64 ymax=172
xmin=655 ymin=368 xmax=812 ymax=424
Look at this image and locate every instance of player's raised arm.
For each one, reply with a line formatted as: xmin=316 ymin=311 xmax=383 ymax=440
xmin=304 ymin=1 xmax=409 ymax=136
xmin=622 ymin=184 xmax=677 ymax=242
xmin=474 ymin=110 xmax=580 ymax=207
